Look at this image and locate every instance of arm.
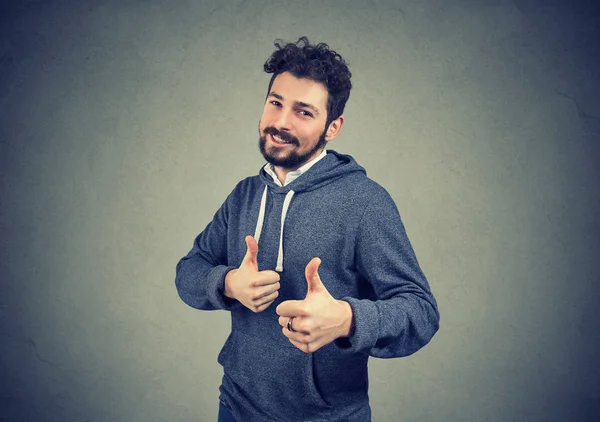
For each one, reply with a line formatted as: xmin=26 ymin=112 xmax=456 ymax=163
xmin=337 ymin=188 xmax=440 ymax=358
xmin=175 ymin=194 xmax=239 ymax=311
xmin=175 ymin=184 xmax=281 ymax=312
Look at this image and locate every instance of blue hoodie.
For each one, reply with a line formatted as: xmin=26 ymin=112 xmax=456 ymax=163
xmin=175 ymin=150 xmax=439 ymax=422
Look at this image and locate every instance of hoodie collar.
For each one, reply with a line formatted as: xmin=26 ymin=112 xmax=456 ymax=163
xmin=263 ymin=148 xmax=328 ymax=187
xmin=254 ymin=150 xmax=367 ymax=272
xmin=259 ymin=150 xmax=367 ymax=194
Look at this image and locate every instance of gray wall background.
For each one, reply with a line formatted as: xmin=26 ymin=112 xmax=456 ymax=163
xmin=1 ymin=0 xmax=599 ymax=421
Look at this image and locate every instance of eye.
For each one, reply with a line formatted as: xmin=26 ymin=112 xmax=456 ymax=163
xmin=270 ymin=100 xmax=282 ymax=107
xmin=298 ymin=110 xmax=313 ymax=117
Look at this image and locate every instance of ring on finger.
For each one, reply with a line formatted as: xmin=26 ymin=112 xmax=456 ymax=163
xmin=287 ymin=317 xmax=296 ymax=333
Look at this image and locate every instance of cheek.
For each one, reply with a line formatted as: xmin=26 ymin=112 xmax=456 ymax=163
xmin=298 ymin=128 xmax=320 ymax=144
xmin=258 ymin=118 xmax=269 ymax=133
xmin=260 ymin=106 xmax=276 ymax=122
xmin=258 ymin=108 xmax=268 ymax=125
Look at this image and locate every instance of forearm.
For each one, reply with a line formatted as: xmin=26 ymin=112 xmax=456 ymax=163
xmin=175 ymin=254 xmax=238 ymax=310
xmin=175 ymin=213 xmax=241 ymax=311
xmin=174 ymin=188 xmax=247 ymax=311
xmin=338 ymin=293 xmax=439 ymax=357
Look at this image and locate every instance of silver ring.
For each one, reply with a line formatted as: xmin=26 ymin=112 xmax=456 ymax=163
xmin=287 ymin=317 xmax=296 ymax=332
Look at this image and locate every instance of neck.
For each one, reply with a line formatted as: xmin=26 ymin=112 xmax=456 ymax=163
xmin=273 ymin=166 xmax=289 ymax=185
xmin=273 ymin=148 xmax=325 ymax=185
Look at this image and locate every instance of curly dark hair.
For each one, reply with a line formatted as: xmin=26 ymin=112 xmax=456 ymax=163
xmin=263 ymin=36 xmax=352 ymax=128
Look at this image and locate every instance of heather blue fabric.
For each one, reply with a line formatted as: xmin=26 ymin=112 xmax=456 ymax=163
xmin=218 ymin=401 xmax=237 ymax=422
xmin=175 ymin=150 xmax=439 ymax=422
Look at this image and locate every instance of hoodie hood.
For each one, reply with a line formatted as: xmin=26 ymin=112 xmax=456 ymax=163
xmin=258 ymin=149 xmax=367 ymax=194
xmin=253 ymin=150 xmax=366 ymax=272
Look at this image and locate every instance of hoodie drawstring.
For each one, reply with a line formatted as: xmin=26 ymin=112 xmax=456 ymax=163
xmin=276 ymin=190 xmax=295 ymax=272
xmin=253 ymin=186 xmax=295 ymax=272
xmin=253 ymin=186 xmax=268 ymax=243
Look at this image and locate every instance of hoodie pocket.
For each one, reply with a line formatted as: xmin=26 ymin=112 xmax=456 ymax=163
xmin=306 ymin=353 xmax=332 ymax=408
xmin=219 ymin=330 xmax=333 ymax=415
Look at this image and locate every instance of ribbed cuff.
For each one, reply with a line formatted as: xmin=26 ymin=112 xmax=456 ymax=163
xmin=333 ymin=297 xmax=379 ymax=353
xmin=207 ymin=265 xmax=242 ymax=310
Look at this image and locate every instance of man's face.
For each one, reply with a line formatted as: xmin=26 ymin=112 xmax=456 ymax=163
xmin=259 ymin=72 xmax=330 ymax=170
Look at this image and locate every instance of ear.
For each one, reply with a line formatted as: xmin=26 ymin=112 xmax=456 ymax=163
xmin=324 ymin=115 xmax=344 ymax=141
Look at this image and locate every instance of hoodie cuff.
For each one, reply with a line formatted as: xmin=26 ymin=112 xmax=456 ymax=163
xmin=334 ymin=297 xmax=379 ymax=353
xmin=207 ymin=265 xmax=242 ymax=311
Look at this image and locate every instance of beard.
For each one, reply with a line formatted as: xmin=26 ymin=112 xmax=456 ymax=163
xmin=259 ymin=125 xmax=328 ymax=170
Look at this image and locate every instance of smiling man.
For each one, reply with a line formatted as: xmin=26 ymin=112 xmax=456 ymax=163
xmin=175 ymin=37 xmax=440 ymax=422
xmin=259 ymin=71 xmax=340 ymax=174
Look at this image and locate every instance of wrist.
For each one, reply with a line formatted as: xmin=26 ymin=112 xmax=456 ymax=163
xmin=224 ymin=269 xmax=237 ymax=299
xmin=337 ymin=300 xmax=355 ymax=338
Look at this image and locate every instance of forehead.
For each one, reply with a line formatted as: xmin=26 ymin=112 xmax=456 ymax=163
xmin=269 ymin=72 xmax=328 ymax=112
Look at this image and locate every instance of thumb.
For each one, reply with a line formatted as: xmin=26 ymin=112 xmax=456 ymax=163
xmin=305 ymin=257 xmax=326 ymax=294
xmin=241 ymin=235 xmax=259 ymax=269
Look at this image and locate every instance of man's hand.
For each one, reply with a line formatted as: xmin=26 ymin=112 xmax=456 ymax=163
xmin=224 ymin=235 xmax=281 ymax=312
xmin=276 ymin=258 xmax=354 ymax=353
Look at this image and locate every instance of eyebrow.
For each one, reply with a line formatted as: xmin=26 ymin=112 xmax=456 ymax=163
xmin=269 ymin=92 xmax=321 ymax=116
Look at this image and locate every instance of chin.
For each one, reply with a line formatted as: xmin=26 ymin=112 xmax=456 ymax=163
xmin=265 ymin=150 xmax=293 ymax=166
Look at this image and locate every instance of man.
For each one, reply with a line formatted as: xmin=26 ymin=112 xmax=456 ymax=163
xmin=175 ymin=36 xmax=439 ymax=422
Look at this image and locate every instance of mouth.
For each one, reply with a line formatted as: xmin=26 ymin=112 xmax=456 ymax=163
xmin=270 ymin=133 xmax=293 ymax=147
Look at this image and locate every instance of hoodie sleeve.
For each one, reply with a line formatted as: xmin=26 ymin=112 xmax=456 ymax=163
xmin=174 ymin=188 xmax=241 ymax=311
xmin=337 ymin=188 xmax=439 ymax=357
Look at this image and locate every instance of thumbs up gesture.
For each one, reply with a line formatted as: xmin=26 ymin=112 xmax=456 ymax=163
xmin=224 ymin=235 xmax=281 ymax=312
xmin=276 ymin=258 xmax=354 ymax=353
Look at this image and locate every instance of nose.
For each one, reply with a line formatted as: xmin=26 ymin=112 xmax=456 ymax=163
xmin=274 ymin=109 xmax=293 ymax=132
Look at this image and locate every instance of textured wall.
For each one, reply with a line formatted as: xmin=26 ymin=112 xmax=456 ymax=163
xmin=1 ymin=0 xmax=599 ymax=421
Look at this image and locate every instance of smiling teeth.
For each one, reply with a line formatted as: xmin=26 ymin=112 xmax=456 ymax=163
xmin=273 ymin=135 xmax=287 ymax=143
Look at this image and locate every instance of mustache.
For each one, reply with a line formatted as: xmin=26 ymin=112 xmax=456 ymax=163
xmin=263 ymin=127 xmax=299 ymax=146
